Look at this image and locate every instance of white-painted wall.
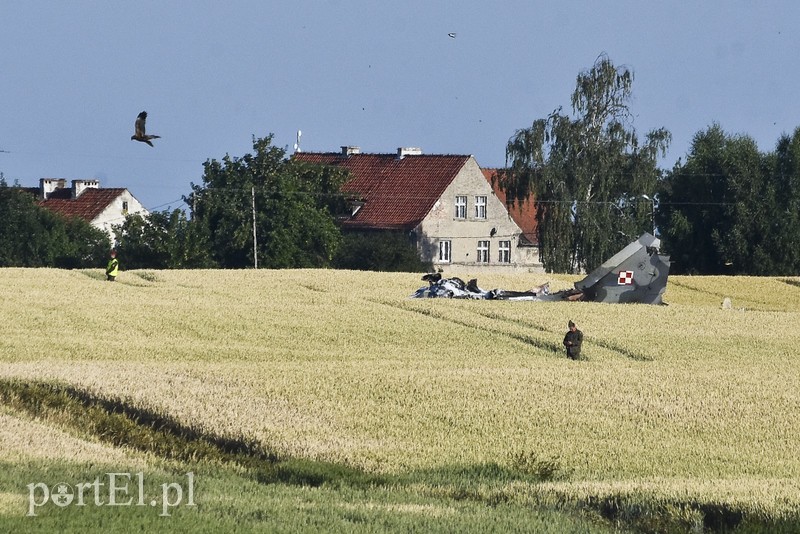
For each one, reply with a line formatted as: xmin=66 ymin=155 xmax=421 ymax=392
xmin=416 ymin=157 xmax=543 ymax=272
xmin=92 ymin=190 xmax=148 ymax=243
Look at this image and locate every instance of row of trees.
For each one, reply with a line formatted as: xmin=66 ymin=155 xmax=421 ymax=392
xmin=659 ymin=125 xmax=800 ymax=275
xmin=503 ymin=54 xmax=800 ymax=275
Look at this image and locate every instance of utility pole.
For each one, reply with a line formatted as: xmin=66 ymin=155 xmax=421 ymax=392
xmin=252 ymin=186 xmax=258 ymax=269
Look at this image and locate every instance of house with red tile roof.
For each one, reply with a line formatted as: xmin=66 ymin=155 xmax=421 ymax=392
xmin=27 ymin=178 xmax=148 ymax=242
xmin=294 ymin=147 xmax=542 ymax=272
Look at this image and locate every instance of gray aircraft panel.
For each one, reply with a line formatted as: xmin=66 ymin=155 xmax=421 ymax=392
xmin=412 ymin=233 xmax=670 ymax=305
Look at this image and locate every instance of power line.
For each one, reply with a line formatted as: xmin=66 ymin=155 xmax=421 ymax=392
xmin=187 ymin=186 xmax=741 ymax=206
xmin=146 ymin=197 xmax=189 ymax=211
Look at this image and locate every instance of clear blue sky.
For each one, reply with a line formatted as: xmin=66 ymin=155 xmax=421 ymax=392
xmin=2 ymin=1 xmax=799 ymax=211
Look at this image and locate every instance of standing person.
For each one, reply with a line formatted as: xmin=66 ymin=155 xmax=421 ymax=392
xmin=106 ymin=250 xmax=119 ymax=282
xmin=563 ymin=320 xmax=583 ymax=360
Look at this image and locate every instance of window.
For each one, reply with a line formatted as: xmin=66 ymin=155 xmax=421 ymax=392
xmin=475 ymin=196 xmax=487 ymax=219
xmin=122 ymin=201 xmax=129 ymax=215
xmin=498 ymin=240 xmax=511 ymax=263
xmin=454 ymin=196 xmax=467 ymax=219
xmin=438 ymin=240 xmax=451 ymax=263
xmin=477 ymin=240 xmax=490 ymax=263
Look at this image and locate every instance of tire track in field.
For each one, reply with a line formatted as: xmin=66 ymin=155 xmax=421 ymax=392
xmin=781 ymin=278 xmax=800 ymax=289
xmin=372 ymin=299 xmax=652 ymax=362
xmin=297 ymin=283 xmax=327 ymax=293
xmin=473 ymin=310 xmax=653 ymax=362
xmin=370 ymin=299 xmax=565 ymax=356
xmin=472 ymin=311 xmax=653 ymax=362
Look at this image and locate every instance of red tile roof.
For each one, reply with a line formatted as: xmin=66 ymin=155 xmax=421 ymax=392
xmin=294 ymin=152 xmax=470 ymax=230
xmin=36 ymin=188 xmax=127 ymax=222
xmin=482 ymin=168 xmax=539 ymax=245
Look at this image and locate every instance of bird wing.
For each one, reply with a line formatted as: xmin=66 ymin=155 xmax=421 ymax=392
xmin=135 ymin=111 xmax=147 ymax=137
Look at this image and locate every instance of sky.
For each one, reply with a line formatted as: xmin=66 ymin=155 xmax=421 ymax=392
xmin=2 ymin=1 xmax=799 ymax=211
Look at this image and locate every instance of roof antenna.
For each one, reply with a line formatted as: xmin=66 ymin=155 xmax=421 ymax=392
xmin=293 ymin=130 xmax=302 ymax=153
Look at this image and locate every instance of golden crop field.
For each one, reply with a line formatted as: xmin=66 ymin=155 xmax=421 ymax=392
xmin=1 ymin=267 xmax=799 ymax=528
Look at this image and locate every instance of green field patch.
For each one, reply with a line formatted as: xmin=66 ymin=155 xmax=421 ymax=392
xmin=0 ymin=379 xmax=276 ymax=465
xmin=0 ymin=378 xmax=614 ymax=531
xmin=2 ymin=377 xmax=799 ymax=532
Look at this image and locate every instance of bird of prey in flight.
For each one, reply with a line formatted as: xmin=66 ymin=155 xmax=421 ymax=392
xmin=131 ymin=111 xmax=161 ymax=147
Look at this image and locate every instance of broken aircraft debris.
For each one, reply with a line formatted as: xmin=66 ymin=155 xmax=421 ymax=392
xmin=412 ymin=233 xmax=670 ymax=305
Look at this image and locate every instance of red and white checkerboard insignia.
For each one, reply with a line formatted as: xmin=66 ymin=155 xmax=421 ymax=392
xmin=617 ymin=271 xmax=634 ymax=285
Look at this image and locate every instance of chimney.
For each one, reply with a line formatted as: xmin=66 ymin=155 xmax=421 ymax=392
xmin=341 ymin=146 xmax=361 ymax=156
xmin=397 ymin=147 xmax=422 ymax=159
xmin=72 ymin=179 xmax=100 ymax=199
xmin=39 ymin=178 xmax=66 ymax=200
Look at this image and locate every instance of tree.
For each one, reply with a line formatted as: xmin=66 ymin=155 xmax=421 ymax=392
xmin=113 ymin=209 xmax=215 ymax=269
xmin=0 ymin=177 xmax=110 ymax=268
xmin=332 ymin=231 xmax=431 ymax=272
xmin=54 ymin=216 xmax=112 ymax=269
xmin=187 ymin=135 xmax=349 ymax=268
xmin=659 ymin=124 xmax=799 ymax=275
xmin=504 ymin=54 xmax=670 ymax=272
xmin=768 ymin=127 xmax=800 ymax=273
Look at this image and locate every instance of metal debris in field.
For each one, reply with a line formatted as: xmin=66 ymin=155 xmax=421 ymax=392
xmin=411 ymin=233 xmax=670 ymax=305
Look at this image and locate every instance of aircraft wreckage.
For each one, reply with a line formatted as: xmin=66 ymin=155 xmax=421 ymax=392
xmin=411 ymin=233 xmax=670 ymax=305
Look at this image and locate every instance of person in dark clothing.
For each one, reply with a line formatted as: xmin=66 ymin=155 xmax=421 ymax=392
xmin=563 ymin=320 xmax=583 ymax=360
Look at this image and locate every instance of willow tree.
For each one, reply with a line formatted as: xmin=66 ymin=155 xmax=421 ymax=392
xmin=504 ymin=54 xmax=670 ymax=272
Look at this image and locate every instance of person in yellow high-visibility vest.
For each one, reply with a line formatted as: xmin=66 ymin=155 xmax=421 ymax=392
xmin=106 ymin=250 xmax=119 ymax=281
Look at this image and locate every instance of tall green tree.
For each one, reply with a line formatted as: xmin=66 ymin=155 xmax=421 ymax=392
xmin=659 ymin=124 xmax=799 ymax=275
xmin=768 ymin=127 xmax=800 ymax=273
xmin=114 ymin=209 xmax=215 ymax=269
xmin=504 ymin=54 xmax=670 ymax=272
xmin=187 ymin=135 xmax=349 ymax=268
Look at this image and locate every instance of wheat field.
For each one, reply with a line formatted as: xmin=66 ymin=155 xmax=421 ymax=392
xmin=1 ymin=267 xmax=799 ymax=528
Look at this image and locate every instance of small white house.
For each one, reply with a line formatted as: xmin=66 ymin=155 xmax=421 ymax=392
xmin=32 ymin=178 xmax=148 ymax=242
